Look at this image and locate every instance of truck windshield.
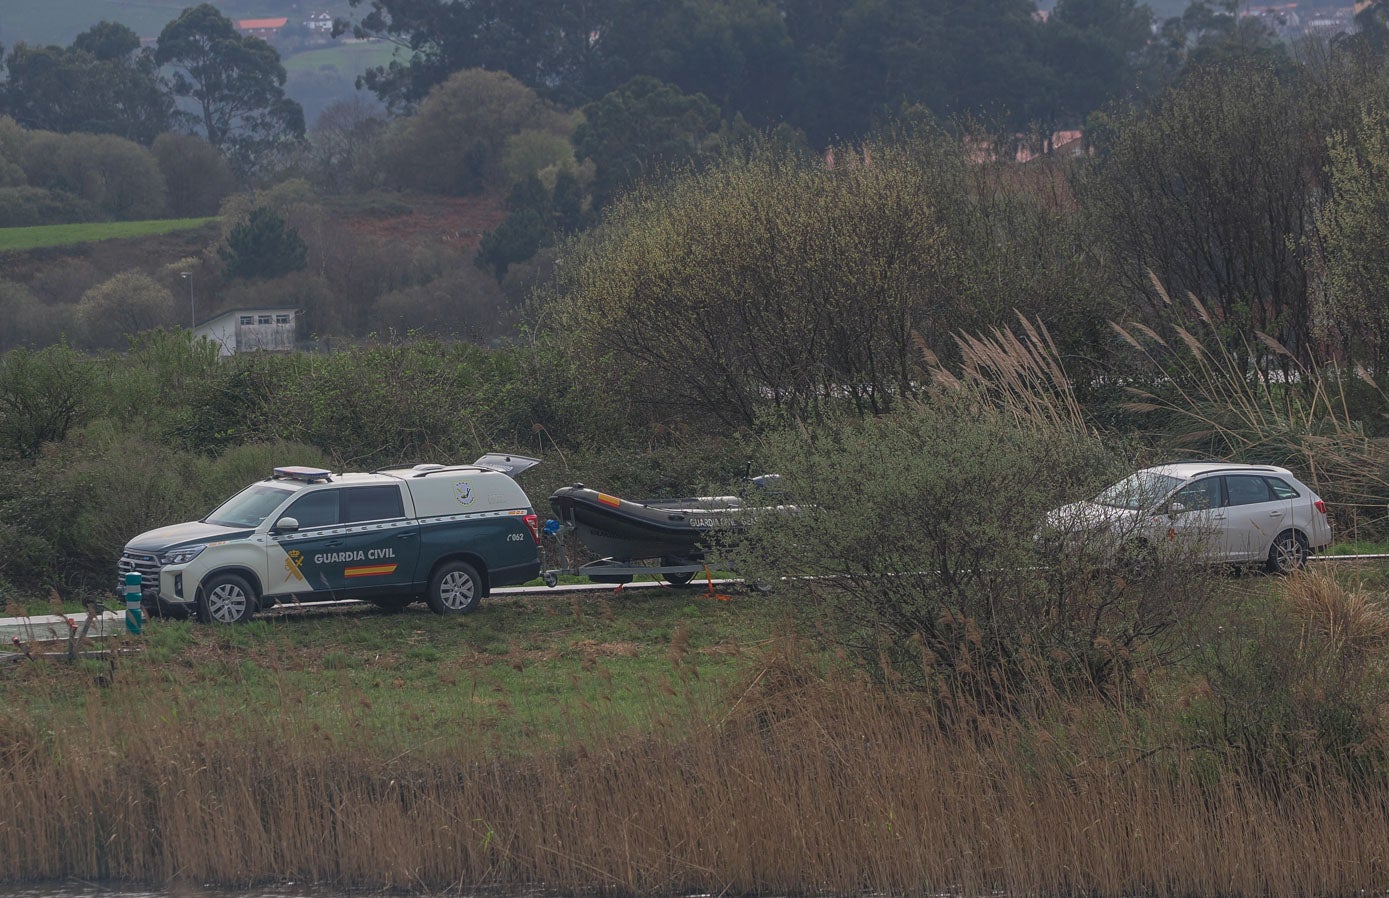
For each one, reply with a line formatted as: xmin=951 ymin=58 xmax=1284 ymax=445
xmin=205 ymin=484 xmax=297 ymax=528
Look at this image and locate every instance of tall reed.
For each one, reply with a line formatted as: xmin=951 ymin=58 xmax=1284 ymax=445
xmin=5 ymin=643 xmax=1389 ymax=896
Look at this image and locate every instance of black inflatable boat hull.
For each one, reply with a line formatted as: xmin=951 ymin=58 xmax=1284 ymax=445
xmin=549 ymin=485 xmax=745 ymax=561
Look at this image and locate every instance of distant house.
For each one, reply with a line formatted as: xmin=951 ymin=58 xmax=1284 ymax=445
xmin=1303 ymin=8 xmax=1356 ymax=36
xmin=237 ymin=17 xmax=289 ymax=39
xmin=195 ymin=308 xmax=298 ymax=356
xmin=304 ymin=11 xmax=334 ymax=32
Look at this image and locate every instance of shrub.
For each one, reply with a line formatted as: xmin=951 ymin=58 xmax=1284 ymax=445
xmin=547 ymin=136 xmax=974 ymax=429
xmin=734 ymin=398 xmax=1221 ymax=708
xmin=20 ymin=131 xmax=167 ymax=221
xmin=0 ymin=344 xmax=97 ymax=459
xmin=1187 ymin=569 xmax=1389 ymax=785
xmin=379 ymin=69 xmax=567 ymax=195
xmin=0 ymin=432 xmax=330 ymax=590
xmin=0 ymin=185 xmax=100 ymax=226
xmin=75 ymin=271 xmax=178 ymax=348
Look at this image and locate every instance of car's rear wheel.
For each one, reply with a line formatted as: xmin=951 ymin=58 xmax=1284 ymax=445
xmin=197 ymin=573 xmax=256 ymax=624
xmin=1267 ymin=531 xmax=1309 ymax=575
xmin=427 ymin=561 xmax=482 ymax=614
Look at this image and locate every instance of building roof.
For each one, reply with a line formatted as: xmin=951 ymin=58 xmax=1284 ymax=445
xmin=238 ymin=17 xmax=289 ymax=30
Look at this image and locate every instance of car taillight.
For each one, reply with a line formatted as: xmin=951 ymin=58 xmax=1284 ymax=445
xmin=523 ymin=513 xmax=541 ymax=544
xmin=1314 ymin=499 xmax=1327 ymax=515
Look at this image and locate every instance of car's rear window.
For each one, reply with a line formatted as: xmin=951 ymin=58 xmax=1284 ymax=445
xmin=1266 ymin=477 xmax=1300 ymax=500
xmin=1226 ymin=475 xmax=1274 ymax=506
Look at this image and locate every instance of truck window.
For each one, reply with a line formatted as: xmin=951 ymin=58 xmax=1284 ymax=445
xmin=285 ymin=490 xmax=341 ymax=528
xmin=343 ymin=485 xmax=405 ymax=523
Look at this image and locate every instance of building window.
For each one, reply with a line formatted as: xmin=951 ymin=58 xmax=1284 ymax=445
xmin=239 ymin=316 xmax=254 ymax=325
xmin=257 ymin=315 xmax=272 ymax=325
xmin=275 ymin=314 xmax=290 ymax=324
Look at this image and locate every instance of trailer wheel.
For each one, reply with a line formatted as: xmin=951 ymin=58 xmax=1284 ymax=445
xmin=661 ymin=557 xmax=696 ymax=587
xmin=542 ymin=571 xmax=559 ymax=588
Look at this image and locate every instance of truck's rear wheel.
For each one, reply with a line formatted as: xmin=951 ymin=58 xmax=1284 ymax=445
xmin=197 ymin=573 xmax=256 ymax=624
xmin=427 ymin=561 xmax=482 ymax=614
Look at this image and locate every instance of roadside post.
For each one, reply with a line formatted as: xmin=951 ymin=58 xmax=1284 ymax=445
xmin=123 ymin=572 xmax=143 ymax=635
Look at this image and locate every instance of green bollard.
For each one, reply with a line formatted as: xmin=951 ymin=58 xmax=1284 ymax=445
xmin=123 ymin=571 xmax=143 ymax=635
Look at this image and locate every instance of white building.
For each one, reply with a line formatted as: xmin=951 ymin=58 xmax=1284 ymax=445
xmin=194 ymin=308 xmax=299 ymax=356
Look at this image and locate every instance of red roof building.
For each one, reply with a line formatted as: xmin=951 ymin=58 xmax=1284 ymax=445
xmin=237 ymin=17 xmax=288 ymax=38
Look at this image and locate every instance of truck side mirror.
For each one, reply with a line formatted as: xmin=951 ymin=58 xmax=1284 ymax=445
xmin=274 ymin=516 xmax=300 ymax=532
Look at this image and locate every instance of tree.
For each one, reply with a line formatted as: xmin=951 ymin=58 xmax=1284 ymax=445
xmin=476 ymin=174 xmax=555 ymax=279
xmin=1081 ymin=64 xmax=1322 ymax=368
xmin=76 ymin=271 xmax=177 ymax=347
xmin=548 ymin=137 xmax=972 ymax=428
xmin=155 ymin=4 xmax=305 ymax=172
xmin=0 ymin=23 xmax=173 ymax=144
xmin=304 ymin=96 xmax=389 ymax=192
xmin=20 ymin=131 xmax=168 ymax=221
xmin=1316 ymin=106 xmax=1389 ymax=371
xmin=220 ymin=207 xmax=309 ymax=280
xmin=152 ymin=132 xmax=237 ymax=217
xmin=379 ymin=68 xmax=565 ymax=195
xmin=596 ymin=0 xmax=798 ymax=126
xmin=1042 ymin=0 xmax=1152 ymax=126
xmin=574 ymin=76 xmax=735 ymax=209
xmin=343 ymin=0 xmax=620 ymax=109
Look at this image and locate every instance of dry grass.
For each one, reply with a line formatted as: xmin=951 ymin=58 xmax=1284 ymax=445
xmin=1287 ymin=568 xmax=1389 ymax=656
xmin=5 ymin=641 xmax=1389 ymax=896
xmin=1111 ymin=280 xmax=1389 ymax=534
xmin=927 ymin=312 xmax=1090 ymax=436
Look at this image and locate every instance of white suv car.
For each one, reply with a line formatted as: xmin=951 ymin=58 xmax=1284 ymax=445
xmin=1046 ymin=462 xmax=1332 ymax=573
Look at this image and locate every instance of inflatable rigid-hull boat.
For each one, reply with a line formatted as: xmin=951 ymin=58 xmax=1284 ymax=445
xmin=548 ymin=484 xmax=748 ymax=563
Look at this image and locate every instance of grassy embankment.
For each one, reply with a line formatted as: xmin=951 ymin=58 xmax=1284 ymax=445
xmin=7 ymin=570 xmax=1389 ymax=895
xmin=280 ymin=40 xmax=401 ymax=78
xmin=0 ymin=218 xmax=216 ymax=253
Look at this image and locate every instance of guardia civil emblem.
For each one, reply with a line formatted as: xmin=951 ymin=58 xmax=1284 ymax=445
xmin=455 ymin=481 xmax=475 ymax=506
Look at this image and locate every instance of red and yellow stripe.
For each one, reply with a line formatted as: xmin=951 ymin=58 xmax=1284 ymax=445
xmin=597 ymin=493 xmax=622 ymax=508
xmin=344 ymin=563 xmax=398 ymax=578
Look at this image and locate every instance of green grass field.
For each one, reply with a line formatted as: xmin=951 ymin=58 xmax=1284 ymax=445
xmin=0 ymin=217 xmax=216 ymax=252
xmin=282 ymin=39 xmax=403 ymax=77
xmin=6 ymin=586 xmax=784 ymax=755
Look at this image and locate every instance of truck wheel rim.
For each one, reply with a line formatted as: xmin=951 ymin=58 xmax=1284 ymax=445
xmin=209 ymin=583 xmax=247 ymax=622
xmin=440 ymin=571 xmax=474 ymax=609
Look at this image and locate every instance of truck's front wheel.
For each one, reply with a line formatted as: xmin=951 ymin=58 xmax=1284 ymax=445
xmin=427 ymin=561 xmax=482 ymax=614
xmin=197 ymin=573 xmax=256 ymax=624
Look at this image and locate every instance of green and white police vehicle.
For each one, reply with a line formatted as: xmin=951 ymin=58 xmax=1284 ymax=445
xmin=119 ymin=454 xmax=543 ymax=623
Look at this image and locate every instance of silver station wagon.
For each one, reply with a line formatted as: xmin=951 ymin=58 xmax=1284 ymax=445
xmin=1046 ymin=461 xmax=1333 ymax=574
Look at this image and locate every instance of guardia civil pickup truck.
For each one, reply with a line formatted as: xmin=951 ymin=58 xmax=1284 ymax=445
xmin=119 ymin=454 xmax=542 ymax=623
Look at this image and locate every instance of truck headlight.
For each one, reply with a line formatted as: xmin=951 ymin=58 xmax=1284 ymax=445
xmin=160 ymin=545 xmax=207 ymax=565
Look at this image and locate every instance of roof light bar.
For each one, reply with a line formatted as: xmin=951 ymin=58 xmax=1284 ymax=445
xmin=273 ymin=466 xmax=333 ymax=483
